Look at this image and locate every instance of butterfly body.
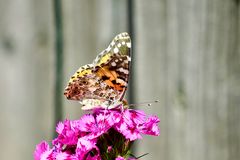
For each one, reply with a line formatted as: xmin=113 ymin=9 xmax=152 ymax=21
xmin=64 ymin=32 xmax=131 ymax=110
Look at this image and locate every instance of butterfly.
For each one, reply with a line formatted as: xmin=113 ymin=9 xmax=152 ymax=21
xmin=64 ymin=32 xmax=131 ymax=110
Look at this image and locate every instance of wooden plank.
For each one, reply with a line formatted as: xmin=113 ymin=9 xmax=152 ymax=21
xmin=134 ymin=0 xmax=168 ymax=159
xmin=134 ymin=0 xmax=240 ymax=160
xmin=0 ymin=0 xmax=54 ymax=159
xmin=226 ymin=1 xmax=240 ymax=159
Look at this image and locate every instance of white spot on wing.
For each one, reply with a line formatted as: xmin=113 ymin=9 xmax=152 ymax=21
xmin=118 ymin=67 xmax=129 ymax=74
xmin=116 ymin=78 xmax=126 ymax=85
xmin=111 ymin=62 xmax=116 ymax=66
xmin=117 ymin=43 xmax=121 ymax=47
xmin=126 ymin=42 xmax=131 ymax=48
xmin=113 ymin=47 xmax=119 ymax=53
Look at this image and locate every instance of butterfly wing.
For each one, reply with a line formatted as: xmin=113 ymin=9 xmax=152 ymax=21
xmin=64 ymin=32 xmax=131 ymax=110
xmin=64 ymin=64 xmax=98 ymax=100
xmin=93 ymin=32 xmax=131 ymax=101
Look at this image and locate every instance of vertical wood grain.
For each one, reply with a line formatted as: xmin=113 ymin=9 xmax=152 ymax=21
xmin=135 ymin=0 xmax=240 ymax=160
xmin=0 ymin=0 xmax=54 ymax=159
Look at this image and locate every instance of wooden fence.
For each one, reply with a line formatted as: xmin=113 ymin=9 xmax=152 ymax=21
xmin=0 ymin=0 xmax=239 ymax=160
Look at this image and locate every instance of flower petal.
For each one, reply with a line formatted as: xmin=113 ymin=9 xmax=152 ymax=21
xmin=34 ymin=141 xmax=50 ymax=160
xmin=141 ymin=116 xmax=160 ymax=136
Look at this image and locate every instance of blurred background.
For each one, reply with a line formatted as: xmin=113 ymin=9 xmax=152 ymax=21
xmin=0 ymin=0 xmax=240 ymax=160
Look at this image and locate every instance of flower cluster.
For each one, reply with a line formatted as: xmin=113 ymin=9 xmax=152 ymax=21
xmin=34 ymin=107 xmax=160 ymax=160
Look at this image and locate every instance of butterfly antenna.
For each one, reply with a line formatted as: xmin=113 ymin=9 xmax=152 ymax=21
xmin=128 ymin=100 xmax=159 ymax=107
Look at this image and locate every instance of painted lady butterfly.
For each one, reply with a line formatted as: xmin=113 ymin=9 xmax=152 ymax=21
xmin=64 ymin=32 xmax=131 ymax=110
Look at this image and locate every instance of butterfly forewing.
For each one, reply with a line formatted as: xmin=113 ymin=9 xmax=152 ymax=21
xmin=93 ymin=32 xmax=131 ymax=101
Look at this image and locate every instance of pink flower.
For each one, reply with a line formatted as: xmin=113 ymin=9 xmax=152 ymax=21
xmin=141 ymin=116 xmax=160 ymax=136
xmin=78 ymin=112 xmax=114 ymax=140
xmin=76 ymin=137 xmax=99 ymax=159
xmin=34 ymin=105 xmax=160 ymax=160
xmin=55 ymin=152 xmax=78 ymax=160
xmin=54 ymin=120 xmax=80 ymax=145
xmin=34 ymin=141 xmax=51 ymax=160
xmin=113 ymin=109 xmax=160 ymax=141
